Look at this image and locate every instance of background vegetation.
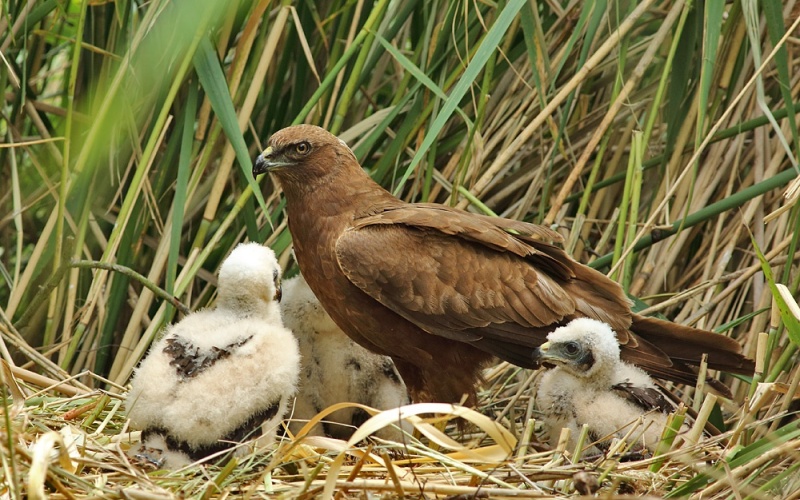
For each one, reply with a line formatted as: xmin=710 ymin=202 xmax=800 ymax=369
xmin=1 ymin=0 xmax=799 ymax=497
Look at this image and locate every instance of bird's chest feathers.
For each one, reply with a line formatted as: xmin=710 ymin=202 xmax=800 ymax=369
xmin=545 ymin=389 xmax=577 ymax=420
xmin=540 ymin=371 xmax=602 ymax=418
xmin=288 ymin=217 xmax=345 ymax=289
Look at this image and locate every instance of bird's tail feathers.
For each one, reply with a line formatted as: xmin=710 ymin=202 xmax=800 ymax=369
xmin=631 ymin=314 xmax=755 ymax=376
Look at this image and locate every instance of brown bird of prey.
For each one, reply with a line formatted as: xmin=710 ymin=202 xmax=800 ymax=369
xmin=253 ymin=125 xmax=753 ymax=404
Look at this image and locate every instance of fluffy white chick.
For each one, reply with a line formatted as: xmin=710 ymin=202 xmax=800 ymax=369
xmin=534 ymin=318 xmax=682 ymax=455
xmin=281 ymin=274 xmax=409 ymax=441
xmin=126 ymin=242 xmax=300 ymax=468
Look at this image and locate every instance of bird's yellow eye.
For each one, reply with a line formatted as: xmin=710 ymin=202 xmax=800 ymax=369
xmin=295 ymin=142 xmax=310 ymax=155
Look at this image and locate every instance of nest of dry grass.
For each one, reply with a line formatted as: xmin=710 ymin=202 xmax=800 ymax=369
xmin=2 ymin=350 xmax=799 ymax=499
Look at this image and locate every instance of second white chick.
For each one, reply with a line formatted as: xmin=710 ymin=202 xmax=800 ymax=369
xmin=281 ymin=275 xmax=410 ymax=441
xmin=126 ymin=242 xmax=300 ymax=468
xmin=534 ymin=318 xmax=684 ymax=455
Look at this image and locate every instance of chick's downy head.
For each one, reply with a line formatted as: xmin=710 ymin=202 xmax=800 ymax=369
xmin=533 ymin=318 xmax=621 ymax=381
xmin=217 ymin=242 xmax=282 ymax=315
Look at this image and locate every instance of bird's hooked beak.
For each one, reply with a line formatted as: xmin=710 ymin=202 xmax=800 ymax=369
xmin=274 ymin=283 xmax=282 ymax=303
xmin=531 ymin=341 xmax=554 ymax=366
xmin=253 ymin=146 xmax=292 ymax=176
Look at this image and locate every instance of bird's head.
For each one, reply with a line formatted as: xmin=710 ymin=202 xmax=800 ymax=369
xmin=532 ymin=318 xmax=621 ymax=380
xmin=253 ymin=125 xmax=358 ymax=185
xmin=217 ymin=242 xmax=282 ymax=316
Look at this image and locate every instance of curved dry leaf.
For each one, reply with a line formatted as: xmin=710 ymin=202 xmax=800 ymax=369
xmin=321 ymin=452 xmax=346 ymax=500
xmin=299 ymin=435 xmax=349 ymax=452
xmin=59 ymin=425 xmax=86 ymax=469
xmin=291 ymin=401 xmax=380 ymax=440
xmin=28 ymin=431 xmax=77 ymax=500
xmin=348 ymin=403 xmax=517 ymax=453
xmin=0 ymin=360 xmax=25 ymax=417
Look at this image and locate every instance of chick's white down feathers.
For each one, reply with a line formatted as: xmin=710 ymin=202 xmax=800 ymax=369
xmin=536 ymin=318 xmax=679 ymax=453
xmin=126 ymin=243 xmax=300 ymax=467
xmin=281 ymin=275 xmax=409 ymax=440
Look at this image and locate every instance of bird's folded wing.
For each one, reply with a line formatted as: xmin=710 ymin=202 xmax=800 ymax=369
xmin=163 ymin=335 xmax=252 ymax=379
xmin=614 ymin=380 xmax=725 ymax=436
xmin=351 ymin=204 xmax=574 ymax=279
xmin=412 ymin=203 xmax=566 ymax=242
xmin=337 ymin=210 xmax=580 ymax=346
xmin=350 ymin=205 xmax=635 ymax=333
xmin=337 ymin=205 xmax=681 ymax=371
xmin=611 ymin=381 xmax=675 ymax=414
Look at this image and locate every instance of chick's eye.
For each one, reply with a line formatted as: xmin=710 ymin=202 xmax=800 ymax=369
xmin=564 ymin=342 xmax=580 ymax=356
xmin=295 ymin=142 xmax=310 ymax=155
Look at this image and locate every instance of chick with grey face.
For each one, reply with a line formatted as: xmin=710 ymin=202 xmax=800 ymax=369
xmin=280 ymin=274 xmax=410 ymax=441
xmin=533 ymin=318 xmax=682 ymax=455
xmin=126 ymin=243 xmax=300 ymax=468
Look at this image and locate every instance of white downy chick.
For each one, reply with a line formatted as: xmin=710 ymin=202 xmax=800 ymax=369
xmin=534 ymin=318 xmax=682 ymax=454
xmin=280 ymin=274 xmax=409 ymax=441
xmin=126 ymin=242 xmax=300 ymax=468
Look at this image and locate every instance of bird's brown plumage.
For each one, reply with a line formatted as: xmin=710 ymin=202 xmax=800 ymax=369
xmin=253 ymin=124 xmax=754 ymax=403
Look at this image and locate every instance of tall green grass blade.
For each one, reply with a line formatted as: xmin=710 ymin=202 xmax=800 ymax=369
xmin=375 ymin=35 xmax=448 ymax=100
xmin=622 ymin=131 xmax=643 ymax=290
xmin=761 ymin=0 xmax=799 ymax=167
xmin=393 ymin=0 xmax=527 ymax=196
xmin=549 ymin=0 xmax=598 ymax=90
xmin=664 ymin=6 xmax=699 ymax=168
xmin=752 ymin=236 xmax=800 ymax=346
xmin=547 ymin=0 xmax=607 ymax=162
xmin=610 ymin=127 xmax=637 ymax=281
xmin=292 ymin=29 xmax=370 ymax=126
xmin=519 ymin=1 xmax=543 ymax=97
xmin=193 ymin=37 xmax=267 ymax=217
xmin=330 ymin=0 xmax=391 ymax=134
xmin=743 ymin=0 xmax=797 ymax=173
xmin=49 ymin=0 xmax=88 ymax=348
xmin=167 ymin=84 xmax=198 ymax=301
xmin=642 ymin=1 xmax=690 ymax=147
xmin=697 ymin=0 xmax=724 ymax=139
xmin=590 ymin=168 xmax=800 ymax=269
xmin=674 ymin=0 xmax=723 ymax=231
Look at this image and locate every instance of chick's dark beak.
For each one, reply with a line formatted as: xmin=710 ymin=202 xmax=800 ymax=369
xmin=274 ymin=283 xmax=282 ymax=303
xmin=253 ymin=146 xmax=292 ymax=176
xmin=531 ymin=341 xmax=552 ymax=366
